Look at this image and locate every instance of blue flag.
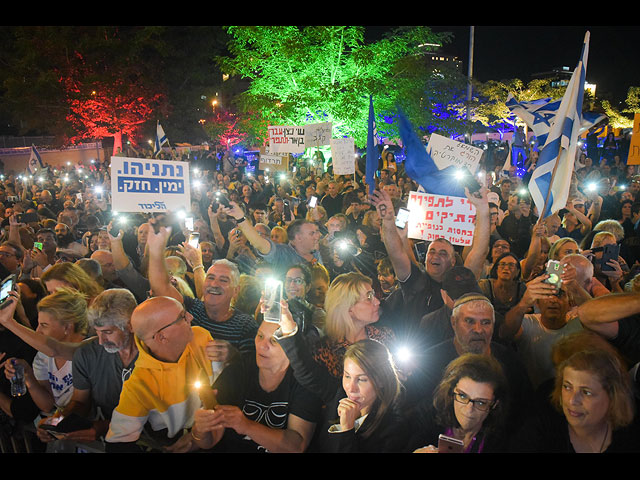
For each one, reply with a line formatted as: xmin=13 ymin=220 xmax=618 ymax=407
xmin=366 ymin=96 xmax=378 ymax=195
xmin=154 ymin=122 xmax=169 ymax=157
xmin=529 ymin=32 xmax=590 ymax=219
xmin=398 ymin=109 xmax=467 ymax=197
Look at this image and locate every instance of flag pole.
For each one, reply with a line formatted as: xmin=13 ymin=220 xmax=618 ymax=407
xmin=537 ymin=141 xmax=564 ymax=225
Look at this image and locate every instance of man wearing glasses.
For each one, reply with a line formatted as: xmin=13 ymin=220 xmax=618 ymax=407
xmin=0 ymin=241 xmax=23 ymax=277
xmin=105 ymin=295 xmax=214 ymax=453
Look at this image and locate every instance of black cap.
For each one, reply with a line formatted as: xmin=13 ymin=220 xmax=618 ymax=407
xmin=442 ymin=266 xmax=482 ymax=300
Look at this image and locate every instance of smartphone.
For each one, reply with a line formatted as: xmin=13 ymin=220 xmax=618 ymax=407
xmin=438 ymin=434 xmax=464 ymax=453
xmin=543 ymin=260 xmax=563 ymax=290
xmin=458 ymin=167 xmax=482 ymax=194
xmin=414 ymin=241 xmax=427 ymax=264
xmin=184 ymin=216 xmax=194 ymax=231
xmin=33 ymin=241 xmax=43 ymax=251
xmin=263 ymin=279 xmax=283 ymax=324
xmin=283 ymin=200 xmax=292 ymax=220
xmin=216 ymin=192 xmax=231 ymax=208
xmin=0 ymin=274 xmax=16 ymax=307
xmin=395 ymin=207 xmax=410 ymax=229
xmin=18 ymin=212 xmax=38 ymax=224
xmin=308 ymin=196 xmax=318 ymax=208
xmin=600 ymin=243 xmax=620 ymax=272
xmin=76 ymin=193 xmax=83 ymax=201
xmin=188 ymin=232 xmax=200 ymax=249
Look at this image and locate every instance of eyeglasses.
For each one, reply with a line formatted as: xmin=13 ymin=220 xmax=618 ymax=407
xmin=359 ymin=290 xmax=377 ymax=303
xmin=497 ymin=262 xmax=518 ymax=270
xmin=150 ymin=309 xmax=188 ymax=341
xmin=285 ymin=277 xmax=305 ymax=285
xmin=453 ymin=390 xmax=495 ymax=412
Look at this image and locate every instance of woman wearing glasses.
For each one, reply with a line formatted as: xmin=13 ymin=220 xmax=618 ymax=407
xmin=410 ymin=353 xmax=509 ymax=453
xmin=479 ymin=252 xmax=527 ymax=318
xmin=283 ymin=264 xmax=326 ymax=337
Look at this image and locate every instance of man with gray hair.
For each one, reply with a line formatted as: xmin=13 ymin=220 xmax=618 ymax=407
xmin=146 ymin=218 xmax=258 ymax=358
xmin=409 ymin=293 xmax=533 ymax=427
xmin=52 ymin=288 xmax=140 ymax=446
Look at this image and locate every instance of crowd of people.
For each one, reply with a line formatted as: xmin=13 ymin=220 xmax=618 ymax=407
xmin=0 ymin=133 xmax=639 ymax=454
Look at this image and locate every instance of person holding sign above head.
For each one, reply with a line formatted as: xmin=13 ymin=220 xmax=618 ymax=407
xmin=368 ymin=184 xmax=490 ymax=338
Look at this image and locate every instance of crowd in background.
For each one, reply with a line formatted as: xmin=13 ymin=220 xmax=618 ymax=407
xmin=0 ymin=127 xmax=639 ymax=454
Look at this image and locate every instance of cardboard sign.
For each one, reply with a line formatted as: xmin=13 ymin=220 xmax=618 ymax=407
xmin=259 ymin=154 xmax=289 ymax=172
xmin=268 ymin=125 xmax=306 ymax=154
xmin=330 ymin=137 xmax=355 ymax=175
xmin=305 ymin=122 xmax=332 ymax=147
xmin=406 ymin=191 xmax=476 ymax=246
xmin=110 ymin=156 xmax=190 ymax=213
xmin=427 ymin=133 xmax=484 ymax=173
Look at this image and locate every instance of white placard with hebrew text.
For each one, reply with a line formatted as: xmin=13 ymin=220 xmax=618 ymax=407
xmin=110 ymin=156 xmax=190 ymax=213
xmin=268 ymin=125 xmax=307 ymax=154
xmin=330 ymin=137 xmax=355 ymax=175
xmin=427 ymin=133 xmax=484 ymax=173
xmin=406 ymin=191 xmax=476 ymax=247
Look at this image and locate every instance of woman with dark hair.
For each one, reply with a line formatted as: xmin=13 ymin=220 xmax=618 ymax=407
xmin=410 ymin=353 xmax=509 ymax=453
xmin=272 ymin=293 xmax=405 ymax=452
xmin=479 ymin=252 xmax=527 ymax=318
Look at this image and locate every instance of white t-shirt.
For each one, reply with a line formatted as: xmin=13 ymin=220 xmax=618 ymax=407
xmin=516 ymin=314 xmax=584 ymax=389
xmin=32 ymin=352 xmax=74 ymax=413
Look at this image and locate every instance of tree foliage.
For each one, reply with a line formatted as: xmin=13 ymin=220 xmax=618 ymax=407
xmin=216 ymin=26 xmax=454 ymax=147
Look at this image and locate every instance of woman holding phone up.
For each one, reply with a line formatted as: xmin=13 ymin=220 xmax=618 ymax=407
xmin=271 ymin=290 xmax=406 ymax=452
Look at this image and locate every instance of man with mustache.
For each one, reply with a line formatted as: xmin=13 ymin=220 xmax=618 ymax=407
xmin=146 ymin=219 xmax=258 ymax=363
xmin=410 ymin=294 xmax=533 ymax=430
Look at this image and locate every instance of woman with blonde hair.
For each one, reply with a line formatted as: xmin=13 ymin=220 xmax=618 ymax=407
xmin=40 ymin=261 xmax=104 ymax=303
xmin=2 ymin=288 xmax=88 ymax=421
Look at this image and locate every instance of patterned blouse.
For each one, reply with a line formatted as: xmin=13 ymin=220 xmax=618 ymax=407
xmin=311 ymin=325 xmax=396 ymax=378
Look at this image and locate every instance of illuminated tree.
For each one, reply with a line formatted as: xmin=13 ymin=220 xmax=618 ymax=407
xmin=217 ymin=26 xmax=453 ymax=147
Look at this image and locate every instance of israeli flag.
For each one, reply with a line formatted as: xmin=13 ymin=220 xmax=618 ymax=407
xmin=27 ymin=144 xmax=45 ymax=174
xmin=528 ymin=32 xmax=590 ymax=219
xmin=154 ymin=122 xmax=169 ymax=157
xmin=506 ymin=94 xmax=605 ymax=150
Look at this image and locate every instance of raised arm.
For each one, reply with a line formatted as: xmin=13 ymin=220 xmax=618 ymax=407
xmin=146 ymin=220 xmax=183 ymax=303
xmin=500 ymin=275 xmax=558 ymax=340
xmin=577 ymin=292 xmax=640 ymax=339
xmin=369 ymin=189 xmax=411 ymax=281
xmin=462 ymin=186 xmax=490 ymax=280
xmin=222 ymin=201 xmax=272 ymax=256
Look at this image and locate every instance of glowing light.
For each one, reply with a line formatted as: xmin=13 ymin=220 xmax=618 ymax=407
xmin=396 ymin=346 xmax=413 ymax=363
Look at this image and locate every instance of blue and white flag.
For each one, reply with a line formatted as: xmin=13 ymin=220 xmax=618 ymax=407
xmin=27 ymin=144 xmax=45 ymax=175
xmin=528 ymin=32 xmax=590 ymax=219
xmin=366 ymin=96 xmax=378 ymax=195
xmin=506 ymin=93 xmax=605 ymax=150
xmin=398 ymin=109 xmax=467 ymax=198
xmin=154 ymin=122 xmax=169 ymax=157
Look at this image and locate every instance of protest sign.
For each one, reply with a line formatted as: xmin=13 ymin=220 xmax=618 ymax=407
xmin=259 ymin=153 xmax=289 ymax=172
xmin=427 ymin=133 xmax=484 ymax=173
xmin=268 ymin=125 xmax=306 ymax=154
xmin=406 ymin=191 xmax=476 ymax=247
xmin=110 ymin=156 xmax=190 ymax=213
xmin=627 ymin=113 xmax=640 ymax=165
xmin=330 ymin=137 xmax=355 ymax=175
xmin=305 ymin=122 xmax=332 ymax=147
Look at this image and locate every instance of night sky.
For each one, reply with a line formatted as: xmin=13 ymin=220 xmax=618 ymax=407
xmin=366 ymin=25 xmax=640 ymax=106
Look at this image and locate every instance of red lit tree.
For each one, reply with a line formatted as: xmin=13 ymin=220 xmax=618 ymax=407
xmin=61 ymin=52 xmax=167 ymax=154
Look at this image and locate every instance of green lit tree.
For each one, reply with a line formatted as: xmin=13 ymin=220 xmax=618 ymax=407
xmin=216 ymin=26 xmax=454 ymax=147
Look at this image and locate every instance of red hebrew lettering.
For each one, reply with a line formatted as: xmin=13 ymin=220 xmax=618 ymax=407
xmin=468 ymin=215 xmax=476 ymax=223
xmin=454 ymin=214 xmax=466 ymax=222
xmin=445 ymin=197 xmax=454 ymax=207
xmin=425 ymin=211 xmax=434 ymax=221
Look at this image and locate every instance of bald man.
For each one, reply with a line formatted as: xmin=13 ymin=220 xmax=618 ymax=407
xmin=105 ymin=296 xmax=215 ymax=453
